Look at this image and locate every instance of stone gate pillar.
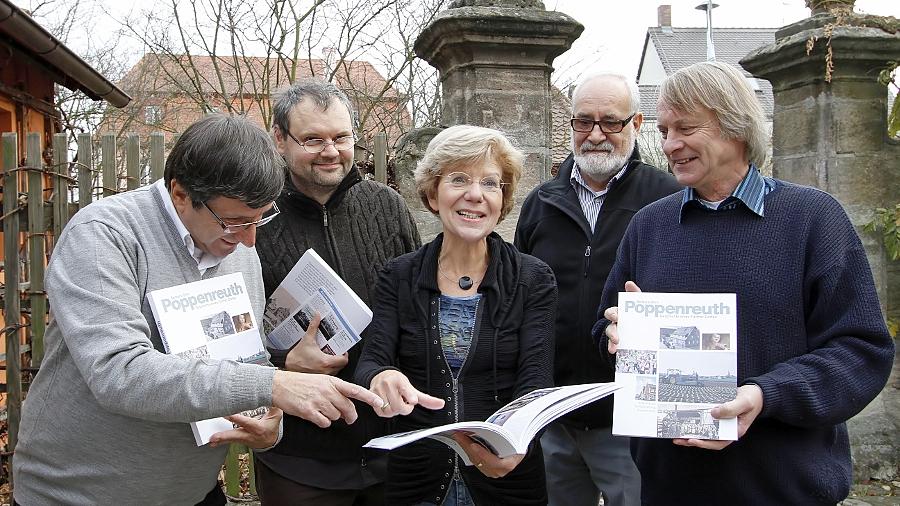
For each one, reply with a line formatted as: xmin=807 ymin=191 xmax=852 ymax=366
xmin=742 ymin=11 xmax=900 ymax=483
xmin=413 ymin=0 xmax=582 ymax=238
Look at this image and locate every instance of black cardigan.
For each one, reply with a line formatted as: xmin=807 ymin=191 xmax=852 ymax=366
xmin=355 ymin=233 xmax=557 ymax=505
xmin=255 ymin=169 xmax=420 ymax=474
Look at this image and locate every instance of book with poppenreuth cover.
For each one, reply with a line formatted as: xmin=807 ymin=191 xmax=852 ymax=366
xmin=147 ymin=272 xmax=268 ymax=445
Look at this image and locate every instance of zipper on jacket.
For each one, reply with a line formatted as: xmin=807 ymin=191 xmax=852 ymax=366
xmin=583 ymin=245 xmax=591 ymax=277
xmin=322 ymin=206 xmax=329 ymax=227
xmin=437 ymin=296 xmax=481 ymax=504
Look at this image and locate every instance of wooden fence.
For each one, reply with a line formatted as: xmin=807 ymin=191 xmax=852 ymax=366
xmin=0 ymin=129 xmax=395 ymax=497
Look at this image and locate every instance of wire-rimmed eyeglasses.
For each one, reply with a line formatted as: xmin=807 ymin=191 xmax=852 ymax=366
xmin=439 ymin=172 xmax=508 ymax=193
xmin=203 ymin=201 xmax=280 ymax=235
xmin=570 ymin=113 xmax=637 ymax=134
xmin=286 ymin=131 xmax=356 ymax=154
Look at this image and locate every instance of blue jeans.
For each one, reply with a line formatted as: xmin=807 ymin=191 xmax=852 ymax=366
xmin=414 ymin=478 xmax=475 ymax=506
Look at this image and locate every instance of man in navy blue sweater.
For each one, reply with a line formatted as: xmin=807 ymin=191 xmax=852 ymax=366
xmin=594 ymin=61 xmax=894 ymax=505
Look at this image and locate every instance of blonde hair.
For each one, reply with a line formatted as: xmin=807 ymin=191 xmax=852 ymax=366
xmin=659 ymin=61 xmax=768 ymax=168
xmin=414 ymin=125 xmax=523 ymax=222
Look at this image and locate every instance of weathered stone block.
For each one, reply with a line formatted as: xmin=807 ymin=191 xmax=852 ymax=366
xmin=848 ymin=337 xmax=900 ymax=482
xmin=772 ymin=156 xmax=819 ymax=187
xmin=772 ymin=101 xmax=821 ymax=154
xmin=833 ymin=98 xmax=886 ymax=153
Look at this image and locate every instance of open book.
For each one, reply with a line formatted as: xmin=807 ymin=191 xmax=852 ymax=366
xmin=263 ymin=249 xmax=372 ymax=356
xmin=146 ymin=272 xmax=268 ymax=446
xmin=364 ymin=383 xmax=620 ymax=465
xmin=613 ymin=291 xmax=738 ymax=441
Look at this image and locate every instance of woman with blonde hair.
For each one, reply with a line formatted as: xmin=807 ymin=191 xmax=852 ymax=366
xmin=356 ymin=125 xmax=557 ymax=505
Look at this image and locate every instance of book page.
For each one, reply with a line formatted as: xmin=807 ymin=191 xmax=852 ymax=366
xmin=364 ymin=383 xmax=621 ymax=460
xmin=262 ymin=249 xmax=371 ymax=351
xmin=364 ymin=421 xmax=518 ymax=459
xmin=266 ymin=288 xmax=361 ymax=355
xmin=612 ymin=292 xmax=738 ymax=441
xmin=486 ymin=383 xmax=620 ymax=444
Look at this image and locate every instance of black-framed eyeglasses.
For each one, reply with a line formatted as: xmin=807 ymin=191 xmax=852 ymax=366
xmin=570 ymin=113 xmax=637 ymax=134
xmin=203 ymin=201 xmax=280 ymax=235
xmin=286 ymin=131 xmax=356 ymax=154
xmin=439 ymin=172 xmax=508 ymax=193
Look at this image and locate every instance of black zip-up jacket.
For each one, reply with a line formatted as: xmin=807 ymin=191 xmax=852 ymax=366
xmin=355 ymin=233 xmax=557 ymax=505
xmin=255 ymin=169 xmax=420 ymax=480
xmin=514 ymin=150 xmax=680 ymax=429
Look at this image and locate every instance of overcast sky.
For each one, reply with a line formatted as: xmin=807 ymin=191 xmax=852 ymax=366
xmin=546 ymin=0 xmax=900 ymax=86
xmin=12 ymin=0 xmax=900 ymax=87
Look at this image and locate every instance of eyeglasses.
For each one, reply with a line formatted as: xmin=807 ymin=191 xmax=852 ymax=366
xmin=570 ymin=113 xmax=637 ymax=134
xmin=286 ymin=131 xmax=356 ymax=153
xmin=439 ymin=172 xmax=508 ymax=193
xmin=203 ymin=201 xmax=280 ymax=235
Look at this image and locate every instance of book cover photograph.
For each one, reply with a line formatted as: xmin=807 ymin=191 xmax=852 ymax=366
xmin=147 ymin=272 xmax=268 ymax=445
xmin=263 ymin=248 xmax=372 ymax=356
xmin=612 ymin=292 xmax=738 ymax=441
xmin=364 ymin=382 xmax=621 ymax=465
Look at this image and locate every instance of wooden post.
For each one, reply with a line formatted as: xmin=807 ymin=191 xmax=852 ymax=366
xmin=101 ymin=133 xmax=116 ymax=197
xmin=150 ymin=132 xmax=165 ymax=183
xmin=224 ymin=444 xmax=245 ymax=497
xmin=77 ymin=133 xmax=93 ymax=209
xmin=26 ymin=133 xmax=46 ymax=366
xmin=2 ymin=133 xmax=22 ymax=487
xmin=126 ymin=134 xmax=141 ymax=190
xmin=51 ymin=133 xmax=69 ymax=242
xmin=374 ymin=133 xmax=387 ymax=184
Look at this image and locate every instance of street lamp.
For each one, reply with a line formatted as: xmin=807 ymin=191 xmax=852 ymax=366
xmin=696 ymin=1 xmax=719 ymax=61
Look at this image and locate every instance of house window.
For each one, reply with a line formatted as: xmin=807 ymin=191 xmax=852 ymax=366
xmin=145 ymin=105 xmax=163 ymax=124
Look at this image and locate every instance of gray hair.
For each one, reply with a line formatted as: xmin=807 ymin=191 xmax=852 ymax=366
xmin=659 ymin=61 xmax=768 ymax=168
xmin=414 ymin=125 xmax=523 ymax=222
xmin=271 ymin=78 xmax=355 ymax=135
xmin=572 ymin=72 xmax=641 ymax=115
xmin=164 ymin=114 xmax=284 ymax=208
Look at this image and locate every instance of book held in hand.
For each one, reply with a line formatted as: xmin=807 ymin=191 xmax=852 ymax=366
xmin=612 ymin=292 xmax=738 ymax=441
xmin=263 ymin=249 xmax=372 ymax=356
xmin=364 ymin=383 xmax=621 ymax=465
xmin=147 ymin=272 xmax=269 ymax=446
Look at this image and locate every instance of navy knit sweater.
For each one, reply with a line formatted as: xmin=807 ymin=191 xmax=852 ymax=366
xmin=594 ymin=180 xmax=894 ymax=505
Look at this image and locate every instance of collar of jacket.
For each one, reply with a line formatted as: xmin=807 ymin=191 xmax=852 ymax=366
xmin=537 ymin=145 xmax=644 ymax=238
xmin=546 ymin=143 xmax=643 ymax=196
xmin=413 ymin=232 xmax=520 ymax=327
xmin=280 ymin=166 xmax=362 ymax=212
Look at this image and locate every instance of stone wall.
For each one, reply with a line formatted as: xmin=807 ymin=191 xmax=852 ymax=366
xmin=743 ymin=12 xmax=900 ymax=482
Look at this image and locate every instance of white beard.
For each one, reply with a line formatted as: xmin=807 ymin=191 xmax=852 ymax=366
xmin=572 ymin=131 xmax=635 ymax=183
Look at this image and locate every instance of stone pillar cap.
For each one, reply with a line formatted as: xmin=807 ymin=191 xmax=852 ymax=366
xmin=414 ymin=5 xmax=583 ymax=65
xmin=449 ymin=0 xmax=545 ymax=8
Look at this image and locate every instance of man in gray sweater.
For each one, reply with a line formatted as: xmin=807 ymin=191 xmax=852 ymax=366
xmin=12 ymin=114 xmax=384 ymax=505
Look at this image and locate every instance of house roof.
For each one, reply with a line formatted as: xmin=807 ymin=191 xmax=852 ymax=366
xmin=637 ymin=27 xmax=776 ymax=120
xmin=0 ymin=0 xmax=130 ymax=107
xmin=118 ymin=54 xmax=399 ymax=100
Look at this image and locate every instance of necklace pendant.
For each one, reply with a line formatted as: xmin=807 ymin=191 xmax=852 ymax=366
xmin=458 ymin=276 xmax=474 ymax=290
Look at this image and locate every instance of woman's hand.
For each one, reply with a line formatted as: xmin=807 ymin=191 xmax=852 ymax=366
xmin=370 ymin=370 xmax=445 ymax=417
xmin=452 ymin=432 xmax=524 ymax=478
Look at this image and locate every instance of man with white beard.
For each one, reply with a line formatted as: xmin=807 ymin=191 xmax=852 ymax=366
xmin=515 ymin=73 xmax=680 ymax=506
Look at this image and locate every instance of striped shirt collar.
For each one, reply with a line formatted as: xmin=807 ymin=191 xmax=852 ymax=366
xmin=570 ymin=162 xmax=628 ymax=197
xmin=680 ymin=164 xmax=772 ymax=221
xmin=570 ymin=162 xmax=628 ymax=232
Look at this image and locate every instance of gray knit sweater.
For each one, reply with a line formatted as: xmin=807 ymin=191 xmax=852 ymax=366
xmin=13 ymin=184 xmax=275 ymax=505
